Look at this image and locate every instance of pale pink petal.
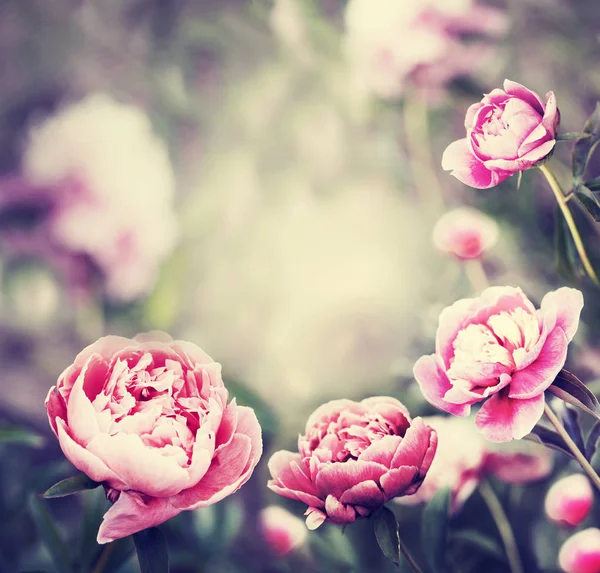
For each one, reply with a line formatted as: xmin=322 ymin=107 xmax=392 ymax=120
xmin=380 ymin=466 xmax=419 ymax=498
xmin=485 ymin=443 xmax=553 ymax=484
xmin=503 ymin=79 xmax=545 ymax=114
xmin=475 ymin=392 xmax=545 ymax=442
xmin=558 ymin=528 xmax=600 ymax=573
xmin=324 ymin=495 xmax=356 ymax=525
xmin=305 ymin=507 xmax=327 ymax=530
xmin=45 ymin=386 xmax=67 ymax=436
xmin=55 ymin=419 xmax=127 ymax=489
xmin=315 ymin=460 xmax=388 ymax=499
xmin=545 ymin=474 xmax=593 ymax=527
xmin=516 ymin=139 xmax=556 ymax=165
xmin=508 ymin=328 xmax=568 ymax=399
xmin=97 ymin=491 xmax=181 ymax=544
xmin=66 ymin=358 xmax=102 ymax=445
xmin=442 ymin=138 xmax=503 ymax=189
xmin=390 ymin=418 xmax=433 ymax=469
xmin=540 ymin=287 xmax=584 ymax=342
xmin=359 ymin=435 xmax=403 ymax=467
xmin=339 ymin=480 xmax=385 ymax=507
xmin=541 ymin=91 xmax=559 ymax=136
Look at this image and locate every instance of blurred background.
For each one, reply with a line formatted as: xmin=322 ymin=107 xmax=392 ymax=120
xmin=1 ymin=0 xmax=600 ymax=572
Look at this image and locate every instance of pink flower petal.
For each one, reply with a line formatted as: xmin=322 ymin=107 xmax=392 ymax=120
xmin=305 ymin=507 xmax=327 ymax=530
xmin=45 ymin=386 xmax=67 ymax=437
xmin=541 ymin=91 xmax=559 ymax=136
xmin=380 ymin=466 xmax=419 ymax=498
xmin=558 ymin=528 xmax=600 ymax=573
xmin=325 ymin=495 xmax=357 ymax=525
xmin=359 ymin=435 xmax=403 ymax=467
xmin=315 ymin=460 xmax=388 ymax=500
xmin=503 ymin=79 xmax=545 ymax=115
xmin=442 ymin=138 xmax=505 ymax=189
xmin=413 ymin=354 xmax=471 ymax=416
xmin=339 ymin=480 xmax=384 ymax=507
xmin=97 ymin=491 xmax=181 ymax=544
xmin=475 ymin=392 xmax=545 ymax=442
xmin=540 ymin=287 xmax=584 ymax=343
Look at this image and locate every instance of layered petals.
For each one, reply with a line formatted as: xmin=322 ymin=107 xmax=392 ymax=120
xmin=268 ymin=397 xmax=436 ymax=529
xmin=46 ymin=332 xmax=263 ymax=544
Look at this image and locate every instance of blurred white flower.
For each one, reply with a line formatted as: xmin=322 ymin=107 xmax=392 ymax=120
xmin=343 ymin=0 xmax=508 ymax=100
xmin=23 ymin=94 xmax=178 ymax=301
xmin=269 ymin=0 xmax=313 ymax=66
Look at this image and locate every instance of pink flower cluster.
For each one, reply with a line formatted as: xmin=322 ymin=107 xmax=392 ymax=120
xmin=268 ymin=397 xmax=437 ymax=529
xmin=45 ymin=333 xmax=262 ymax=543
xmin=344 ymin=0 xmax=507 ymax=100
xmin=442 ymin=80 xmax=559 ymax=188
xmin=414 ymin=286 xmax=583 ymax=442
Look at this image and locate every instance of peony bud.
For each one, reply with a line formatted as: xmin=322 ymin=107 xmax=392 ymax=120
xmin=259 ymin=506 xmax=308 ymax=556
xmin=545 ymin=474 xmax=593 ymax=527
xmin=432 ymin=207 xmax=498 ymax=260
xmin=558 ymin=528 xmax=600 ymax=573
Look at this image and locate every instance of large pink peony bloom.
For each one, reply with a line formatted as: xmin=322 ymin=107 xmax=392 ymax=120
xmin=433 ymin=207 xmax=499 ymax=260
xmin=559 ymin=528 xmax=600 ymax=573
xmin=45 ymin=332 xmax=262 ymax=543
xmin=267 ymin=397 xmax=437 ymax=529
xmin=396 ymin=416 xmax=552 ymax=512
xmin=545 ymin=474 xmax=594 ymax=527
xmin=414 ymin=286 xmax=583 ymax=442
xmin=442 ymin=79 xmax=559 ymax=189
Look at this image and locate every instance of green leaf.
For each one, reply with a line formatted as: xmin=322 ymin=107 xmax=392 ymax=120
xmin=548 ymin=369 xmax=600 ymax=422
xmin=554 ymin=205 xmax=581 ymax=281
xmin=556 ymin=402 xmax=586 ymax=453
xmin=574 ymin=184 xmax=600 ymax=221
xmin=0 ymin=427 xmax=44 ymax=448
xmin=572 ymin=103 xmax=600 ymax=181
xmin=586 ymin=421 xmax=600 ymax=461
xmin=557 ymin=132 xmax=592 ymax=141
xmin=133 ymin=527 xmax=170 ymax=573
xmin=421 ymin=487 xmax=451 ymax=573
xmin=42 ymin=474 xmax=101 ymax=498
xmin=28 ymin=496 xmax=75 ymax=573
xmin=585 ymin=175 xmax=600 ymax=192
xmin=373 ymin=506 xmax=400 ymax=566
xmin=525 ymin=425 xmax=576 ymax=460
xmin=450 ymin=530 xmax=506 ymax=563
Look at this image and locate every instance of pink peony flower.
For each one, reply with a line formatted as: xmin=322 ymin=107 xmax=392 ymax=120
xmin=413 ymin=286 xmax=583 ymax=442
xmin=259 ymin=505 xmax=308 ymax=556
xmin=343 ymin=0 xmax=508 ymax=101
xmin=396 ymin=416 xmax=552 ymax=512
xmin=45 ymin=332 xmax=262 ymax=543
xmin=433 ymin=207 xmax=499 ymax=260
xmin=23 ymin=94 xmax=179 ymax=301
xmin=545 ymin=474 xmax=594 ymax=527
xmin=559 ymin=528 xmax=600 ymax=573
xmin=442 ymin=79 xmax=559 ymax=189
xmin=267 ymin=397 xmax=437 ymax=529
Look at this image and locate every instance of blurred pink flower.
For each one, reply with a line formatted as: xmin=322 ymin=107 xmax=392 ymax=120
xmin=558 ymin=528 xmax=600 ymax=573
xmin=442 ymin=79 xmax=559 ymax=189
xmin=267 ymin=397 xmax=437 ymax=529
xmin=259 ymin=506 xmax=308 ymax=555
xmin=545 ymin=474 xmax=594 ymax=527
xmin=45 ymin=332 xmax=262 ymax=543
xmin=343 ymin=0 xmax=508 ymax=100
xmin=396 ymin=416 xmax=552 ymax=512
xmin=414 ymin=286 xmax=583 ymax=442
xmin=433 ymin=207 xmax=499 ymax=260
xmin=23 ymin=94 xmax=179 ymax=301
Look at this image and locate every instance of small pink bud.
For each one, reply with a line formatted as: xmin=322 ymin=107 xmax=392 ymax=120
xmin=558 ymin=528 xmax=600 ymax=573
xmin=432 ymin=207 xmax=498 ymax=260
xmin=545 ymin=474 xmax=594 ymax=527
xmin=259 ymin=506 xmax=308 ymax=556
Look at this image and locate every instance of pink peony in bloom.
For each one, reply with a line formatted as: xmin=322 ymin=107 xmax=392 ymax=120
xmin=413 ymin=286 xmax=583 ymax=442
xmin=442 ymin=79 xmax=559 ymax=189
xmin=23 ymin=94 xmax=179 ymax=301
xmin=559 ymin=528 xmax=600 ymax=573
xmin=259 ymin=505 xmax=308 ymax=556
xmin=267 ymin=397 xmax=437 ymax=529
xmin=45 ymin=332 xmax=262 ymax=543
xmin=396 ymin=416 xmax=552 ymax=512
xmin=433 ymin=207 xmax=499 ymax=260
xmin=343 ymin=0 xmax=508 ymax=101
xmin=545 ymin=474 xmax=594 ymax=527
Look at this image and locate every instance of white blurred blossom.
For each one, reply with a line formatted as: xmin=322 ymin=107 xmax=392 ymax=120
xmin=23 ymin=94 xmax=178 ymax=301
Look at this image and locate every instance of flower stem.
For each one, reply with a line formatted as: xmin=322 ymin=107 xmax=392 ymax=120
xmin=464 ymin=258 xmax=489 ymax=293
xmin=543 ymin=401 xmax=600 ymax=492
xmin=538 ymin=164 xmax=599 ymax=285
xmin=399 ymin=541 xmax=425 ymax=573
xmin=479 ymin=480 xmax=523 ymax=573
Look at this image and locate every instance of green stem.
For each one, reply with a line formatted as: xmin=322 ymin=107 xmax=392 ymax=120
xmin=464 ymin=259 xmax=489 ymax=293
xmin=479 ymin=481 xmax=523 ymax=573
xmin=544 ymin=402 xmax=600 ymax=493
xmin=399 ymin=541 xmax=425 ymax=573
xmin=91 ymin=543 xmax=114 ymax=573
xmin=539 ymin=164 xmax=599 ymax=284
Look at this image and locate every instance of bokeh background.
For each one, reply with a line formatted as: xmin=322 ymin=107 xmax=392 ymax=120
xmin=1 ymin=0 xmax=600 ymax=572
